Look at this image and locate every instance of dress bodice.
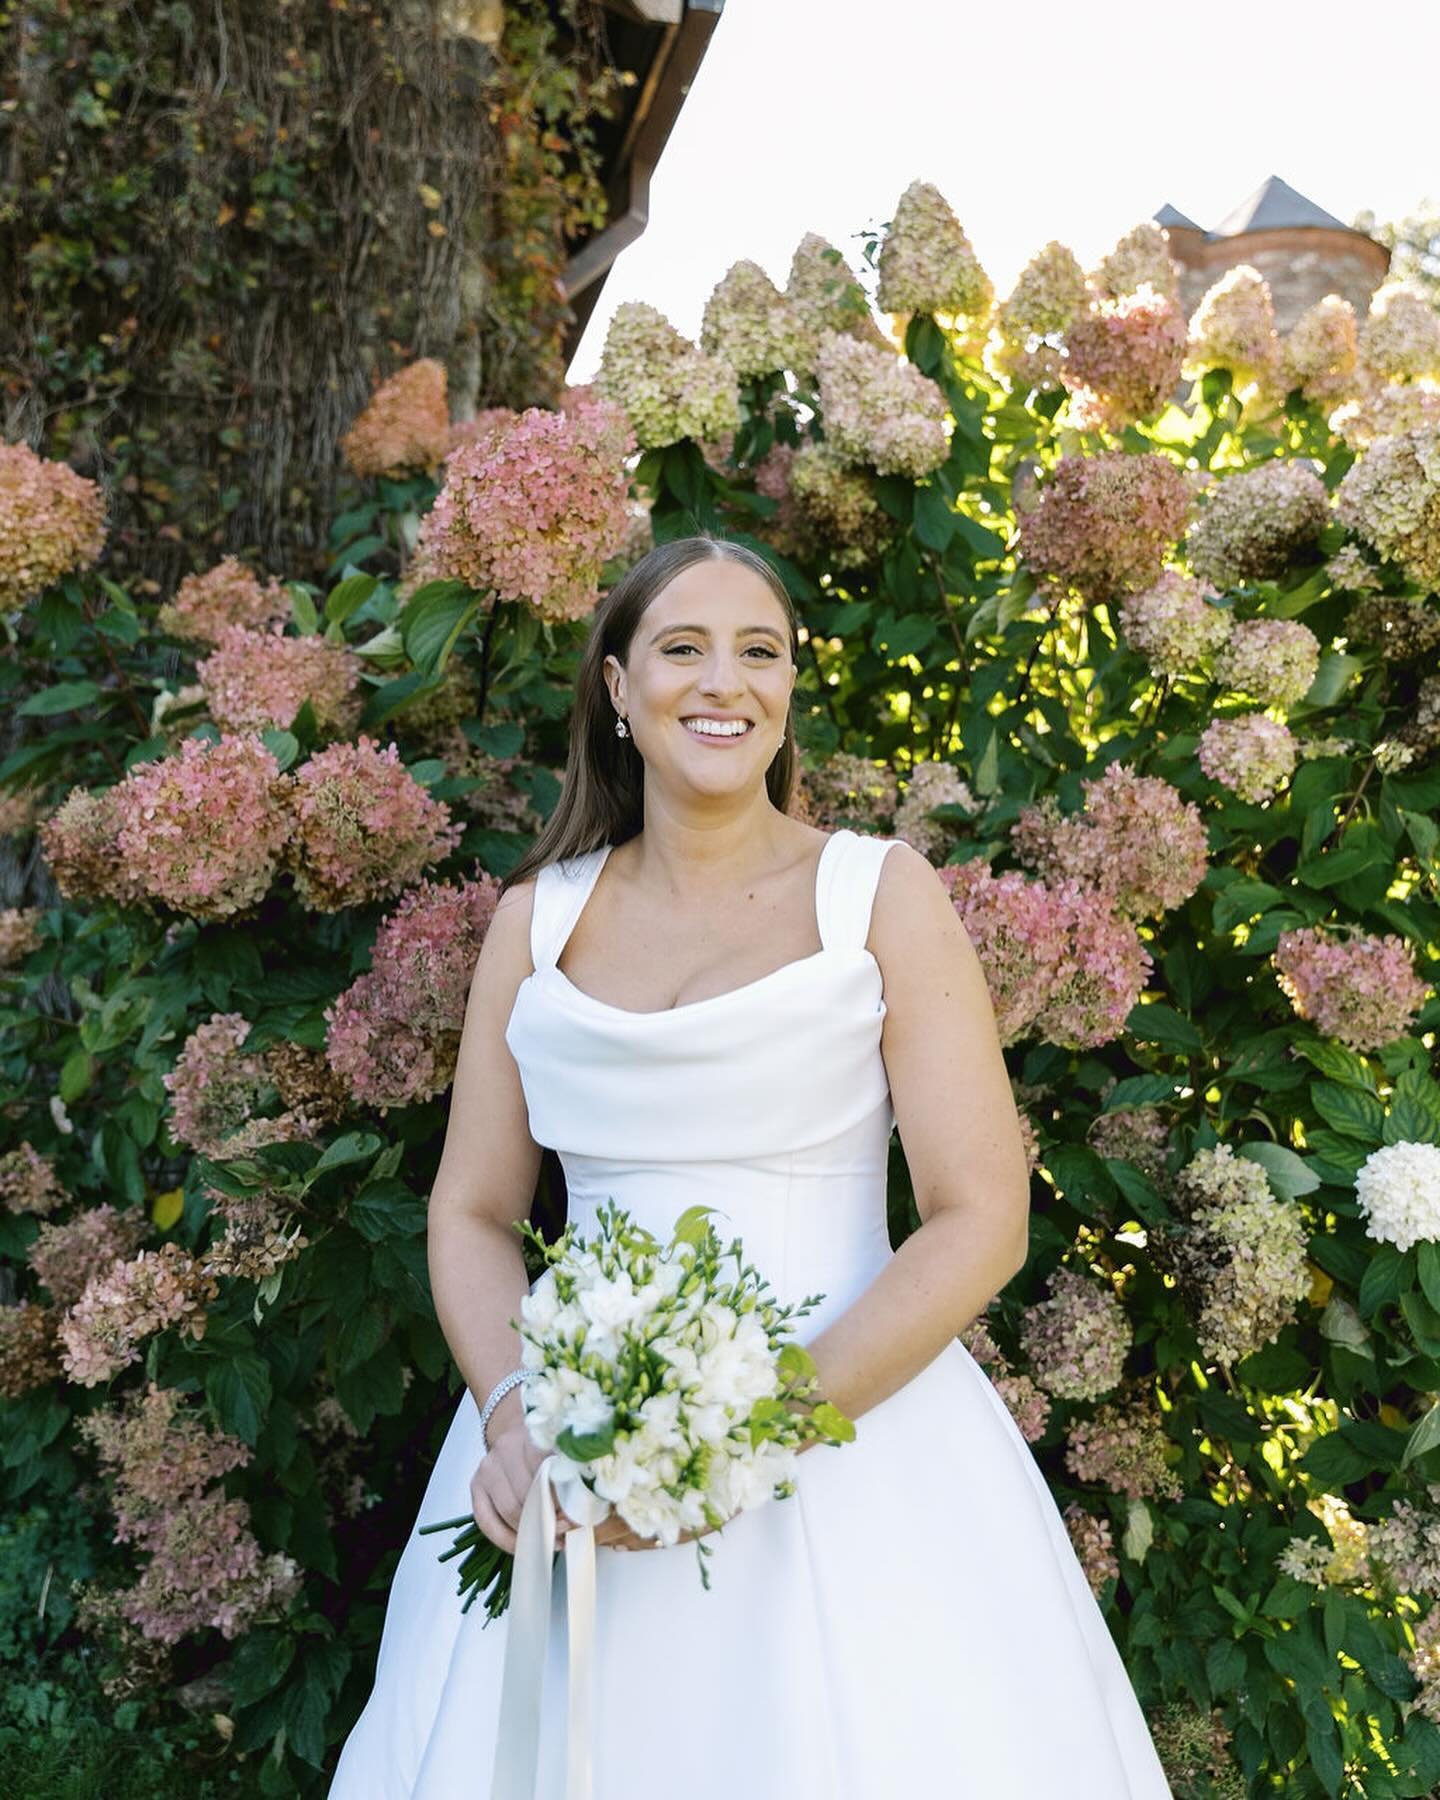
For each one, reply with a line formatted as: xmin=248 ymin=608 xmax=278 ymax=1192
xmin=503 ymin=829 xmax=901 ymax=1164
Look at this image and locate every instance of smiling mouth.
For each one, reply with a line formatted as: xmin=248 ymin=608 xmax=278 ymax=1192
xmin=680 ymin=719 xmax=754 ymax=739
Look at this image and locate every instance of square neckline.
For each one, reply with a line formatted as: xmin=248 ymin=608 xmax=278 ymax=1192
xmin=545 ymin=829 xmax=857 ymax=1019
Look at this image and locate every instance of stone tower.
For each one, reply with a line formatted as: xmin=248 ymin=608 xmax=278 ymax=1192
xmin=1155 ymin=175 xmax=1391 ymax=330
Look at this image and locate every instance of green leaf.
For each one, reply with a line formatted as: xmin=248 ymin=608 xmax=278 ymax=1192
xmin=1292 ymin=1039 xmax=1376 ymax=1091
xmin=1358 ymin=1243 xmax=1407 ymax=1318
xmin=1212 ymin=878 xmax=1284 ymax=935
xmin=325 ymin=572 xmax=378 ymax=624
xmin=1124 ymin=1002 xmax=1202 ymax=1051
xmin=1387 ymin=1069 xmax=1440 ymax=1147
xmin=288 ymin=583 xmax=320 ymax=634
xmin=400 ymin=581 xmax=480 ymax=676
xmin=912 ymin=482 xmax=956 ymax=551
xmin=557 ymin=1419 xmax=616 ymax=1462
xmin=1102 ymin=1075 xmax=1179 ymax=1111
xmin=260 ymin=729 xmax=300 ymax=772
xmin=349 ymin=1179 xmax=428 ymax=1241
xmin=305 ymin=1132 xmax=383 ymax=1186
xmin=1302 ymin=650 xmax=1364 ymax=708
xmin=1402 ymin=1398 xmax=1440 ymax=1470
xmin=206 ymin=1353 xmax=272 ymax=1446
xmin=18 ymin=680 xmax=101 ymax=716
xmin=1236 ymin=1141 xmax=1319 ymax=1200
xmin=1299 ymin=1429 xmax=1375 ymax=1484
xmin=1311 ymin=1081 xmax=1385 ymax=1142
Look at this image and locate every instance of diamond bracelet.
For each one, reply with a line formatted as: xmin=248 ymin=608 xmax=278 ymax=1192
xmin=478 ymin=1367 xmax=533 ymax=1454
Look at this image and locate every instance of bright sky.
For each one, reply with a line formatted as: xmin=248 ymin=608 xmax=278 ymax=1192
xmin=568 ymin=0 xmax=1436 ymax=381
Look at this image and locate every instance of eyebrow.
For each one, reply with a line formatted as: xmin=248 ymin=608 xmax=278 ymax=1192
xmin=648 ymin=623 xmax=787 ymax=645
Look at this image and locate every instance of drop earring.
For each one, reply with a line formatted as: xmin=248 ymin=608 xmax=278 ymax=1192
xmin=615 ymin=717 xmax=629 ymax=738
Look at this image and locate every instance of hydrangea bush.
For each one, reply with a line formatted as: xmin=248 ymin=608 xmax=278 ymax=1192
xmin=4 ymin=182 xmax=1440 ymax=1798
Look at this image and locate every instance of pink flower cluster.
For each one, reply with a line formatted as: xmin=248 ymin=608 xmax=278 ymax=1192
xmin=58 ymin=1243 xmax=218 ymax=1386
xmin=958 ymin=1313 xmax=1052 ymax=1443
xmin=1184 ymin=265 xmax=1280 ymax=392
xmin=77 ymin=1383 xmax=300 ymax=1645
xmin=876 ymin=180 xmax=993 ymax=328
xmin=1197 ymin=714 xmax=1297 ymax=803
xmin=39 ymin=787 xmax=143 ymax=906
xmin=1335 ymin=427 xmax=1440 ymax=593
xmin=1063 ymin=1501 xmax=1120 ymax=1597
xmin=1065 ymin=1386 xmax=1184 ymax=1502
xmin=283 ymin=736 xmax=460 ymax=911
xmin=990 ymin=241 xmax=1088 ymax=392
xmin=1064 ymin=284 xmax=1188 ymax=432
xmin=795 ymin=752 xmax=899 ymax=833
xmin=0 ymin=440 xmax=107 ymax=608
xmin=1011 ymin=762 xmax=1209 ymax=920
xmin=414 ymin=398 xmax=634 ymax=622
xmin=596 ymin=301 xmax=740 ymax=449
xmin=197 ymin=624 xmax=362 ymax=738
xmin=1019 ymin=451 xmax=1192 ymax=601
xmin=0 ymin=1142 xmax=67 ymax=1216
xmin=1186 ymin=460 xmax=1330 ymax=588
xmin=1091 ymin=222 xmax=1181 ymax=303
xmin=0 ymin=786 xmax=38 ymax=836
xmin=892 ymin=760 xmax=976 ymax=862
xmin=1331 ymin=379 xmax=1440 ymax=455
xmin=0 ymin=1301 xmax=59 ymax=1399
xmin=785 ymin=443 xmax=894 ymax=569
xmin=1369 ymin=1484 xmax=1440 ymax=1600
xmin=1359 ymin=284 xmax=1440 ymax=383
xmin=1273 ymin=926 xmax=1428 ymax=1050
xmin=162 ymin=1013 xmax=273 ymax=1156
xmin=1282 ymin=296 xmax=1359 ymax=406
xmin=203 ymin=1191 xmax=309 ymax=1284
xmin=815 ymin=333 xmax=950 ymax=480
xmin=1019 ymin=1265 xmax=1132 ymax=1400
xmin=29 ymin=1204 xmax=149 ymax=1307
xmin=938 ymin=860 xmax=1152 ymax=1049
xmin=785 ymin=233 xmax=889 ymax=374
xmin=700 ymin=260 xmax=805 ymax=378
xmin=157 ymin=557 xmax=290 ymax=647
xmin=1345 ymin=594 xmax=1440 ymax=663
xmin=341 ymin=357 xmax=451 ymax=479
xmin=324 ymin=873 xmax=500 ymax=1108
xmin=1212 ymin=618 xmax=1321 ymax=708
xmin=0 ymin=906 xmax=41 ymax=967
xmin=1116 ymin=569 xmax=1232 ymax=678
xmin=1087 ymin=1106 xmax=1170 ymax=1184
xmin=114 ymin=734 xmax=291 ymax=921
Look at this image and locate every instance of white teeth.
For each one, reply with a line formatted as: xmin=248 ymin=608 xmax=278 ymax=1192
xmin=682 ymin=718 xmax=750 ymax=737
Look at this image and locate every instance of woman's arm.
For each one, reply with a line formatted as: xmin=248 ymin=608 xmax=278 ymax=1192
xmin=426 ymin=878 xmax=545 ymax=1448
xmin=796 ymin=843 xmax=1031 ymax=1447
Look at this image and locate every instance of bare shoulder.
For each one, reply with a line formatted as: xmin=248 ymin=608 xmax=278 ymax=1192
xmin=475 ymin=871 xmax=539 ymax=989
xmin=867 ymin=840 xmax=983 ymax=1001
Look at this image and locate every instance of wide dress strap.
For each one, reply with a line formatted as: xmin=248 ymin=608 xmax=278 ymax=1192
xmin=529 ymin=846 xmax=610 ymax=974
xmin=819 ymin=829 xmax=901 ymax=956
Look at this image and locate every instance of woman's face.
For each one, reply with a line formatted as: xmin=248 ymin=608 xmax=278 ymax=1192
xmin=604 ymin=559 xmax=796 ymax=789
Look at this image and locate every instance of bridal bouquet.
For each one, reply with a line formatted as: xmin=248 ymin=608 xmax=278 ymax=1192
xmin=422 ymin=1200 xmax=855 ymax=1622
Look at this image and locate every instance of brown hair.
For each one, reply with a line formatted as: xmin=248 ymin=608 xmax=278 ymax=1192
xmin=500 ymin=534 xmax=801 ymax=895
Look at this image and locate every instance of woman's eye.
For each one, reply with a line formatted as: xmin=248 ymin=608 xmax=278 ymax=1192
xmin=665 ymin=645 xmax=777 ymax=658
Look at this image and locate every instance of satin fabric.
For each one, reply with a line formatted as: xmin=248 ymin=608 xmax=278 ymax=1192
xmin=328 ymin=829 xmax=1175 ymax=1798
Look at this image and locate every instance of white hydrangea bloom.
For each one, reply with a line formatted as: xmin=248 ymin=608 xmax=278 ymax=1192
xmin=1355 ymin=1141 xmax=1440 ymax=1252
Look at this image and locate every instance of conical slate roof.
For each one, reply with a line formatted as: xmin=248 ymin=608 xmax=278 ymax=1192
xmin=1154 ymin=203 xmax=1203 ymax=232
xmin=1209 ymin=175 xmax=1353 ymax=238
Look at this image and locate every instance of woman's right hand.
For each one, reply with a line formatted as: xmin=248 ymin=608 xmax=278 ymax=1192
xmin=470 ymin=1392 xmax=652 ymax=1555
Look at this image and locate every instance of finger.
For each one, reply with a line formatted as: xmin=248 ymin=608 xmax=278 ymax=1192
xmin=471 ymin=1489 xmax=516 ymax=1556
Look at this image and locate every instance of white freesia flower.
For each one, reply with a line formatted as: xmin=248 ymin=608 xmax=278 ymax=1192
xmin=1355 ymin=1141 xmax=1440 ymax=1252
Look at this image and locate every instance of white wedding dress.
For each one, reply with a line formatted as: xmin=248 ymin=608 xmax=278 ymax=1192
xmin=329 ymin=828 xmax=1174 ymax=1798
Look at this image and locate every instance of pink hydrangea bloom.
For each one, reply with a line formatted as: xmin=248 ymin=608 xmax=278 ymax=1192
xmin=28 ymin=1204 xmax=149 ymax=1308
xmin=876 ymin=180 xmax=993 ymax=328
xmin=0 ymin=1300 xmax=59 ymax=1399
xmin=786 ymin=442 xmax=895 ymax=569
xmin=959 ymin=1314 xmax=1052 ymax=1442
xmin=446 ymin=405 xmax=520 ymax=460
xmin=1064 ymin=283 xmax=1189 ymax=431
xmin=58 ymin=1244 xmax=218 ymax=1387
xmin=0 ymin=906 xmax=42 ymax=966
xmin=1197 ymin=714 xmax=1297 ymax=803
xmin=1117 ymin=569 xmax=1233 ymax=678
xmin=1087 ymin=1106 xmax=1169 ymax=1183
xmin=0 ymin=787 xmax=38 ymax=836
xmin=113 ymin=734 xmax=291 ymax=921
xmin=156 ymin=557 xmax=290 ymax=646
xmin=1034 ymin=880 xmax=1154 ymax=1051
xmin=1011 ymin=762 xmax=1209 ymax=920
xmin=196 ymin=623 xmax=362 ymax=737
xmin=936 ymin=860 xmax=1070 ymax=1045
xmin=1019 ymin=451 xmax=1192 ymax=602
xmin=596 ymin=301 xmax=740 ymax=449
xmin=40 ymin=786 xmax=145 ymax=906
xmin=815 ymin=332 xmax=950 ymax=479
xmin=1212 ymin=618 xmax=1321 ymax=708
xmin=1186 ymin=460 xmax=1330 ymax=589
xmin=1065 ymin=1387 xmax=1183 ymax=1502
xmin=0 ymin=440 xmax=107 ymax=607
xmin=892 ymin=761 xmax=976 ymax=862
xmin=0 ymin=1142 xmax=68 ymax=1216
xmin=1283 ymin=295 xmax=1359 ymax=406
xmin=1063 ymin=1501 xmax=1121 ymax=1597
xmin=324 ymin=874 xmax=500 ymax=1108
xmin=282 ymin=736 xmax=461 ymax=912
xmin=1359 ymin=284 xmax=1440 ymax=383
xmin=1091 ymin=222 xmax=1181 ymax=303
xmin=341 ymin=357 xmax=450 ymax=479
xmin=79 ymin=1382 xmax=251 ymax=1513
xmin=990 ymin=241 xmax=1088 ymax=392
xmin=1019 ymin=1265 xmax=1132 ymax=1400
xmin=162 ymin=1013 xmax=273 ymax=1155
xmin=1185 ymin=265 xmax=1281 ymax=392
xmin=1273 ymin=926 xmax=1428 ymax=1051
xmin=414 ymin=398 xmax=634 ymax=622
xmin=700 ymin=260 xmax=805 ymax=377
xmin=1335 ymin=427 xmax=1440 ymax=593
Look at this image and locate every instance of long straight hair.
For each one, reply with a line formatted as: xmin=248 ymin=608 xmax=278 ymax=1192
xmin=500 ymin=535 xmax=801 ymax=895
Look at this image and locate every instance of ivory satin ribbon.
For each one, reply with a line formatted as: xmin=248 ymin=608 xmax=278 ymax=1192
xmin=490 ymin=1455 xmax=612 ymax=1800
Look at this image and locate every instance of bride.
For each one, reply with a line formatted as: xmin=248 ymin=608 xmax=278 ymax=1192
xmin=329 ymin=533 xmax=1174 ymax=1797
